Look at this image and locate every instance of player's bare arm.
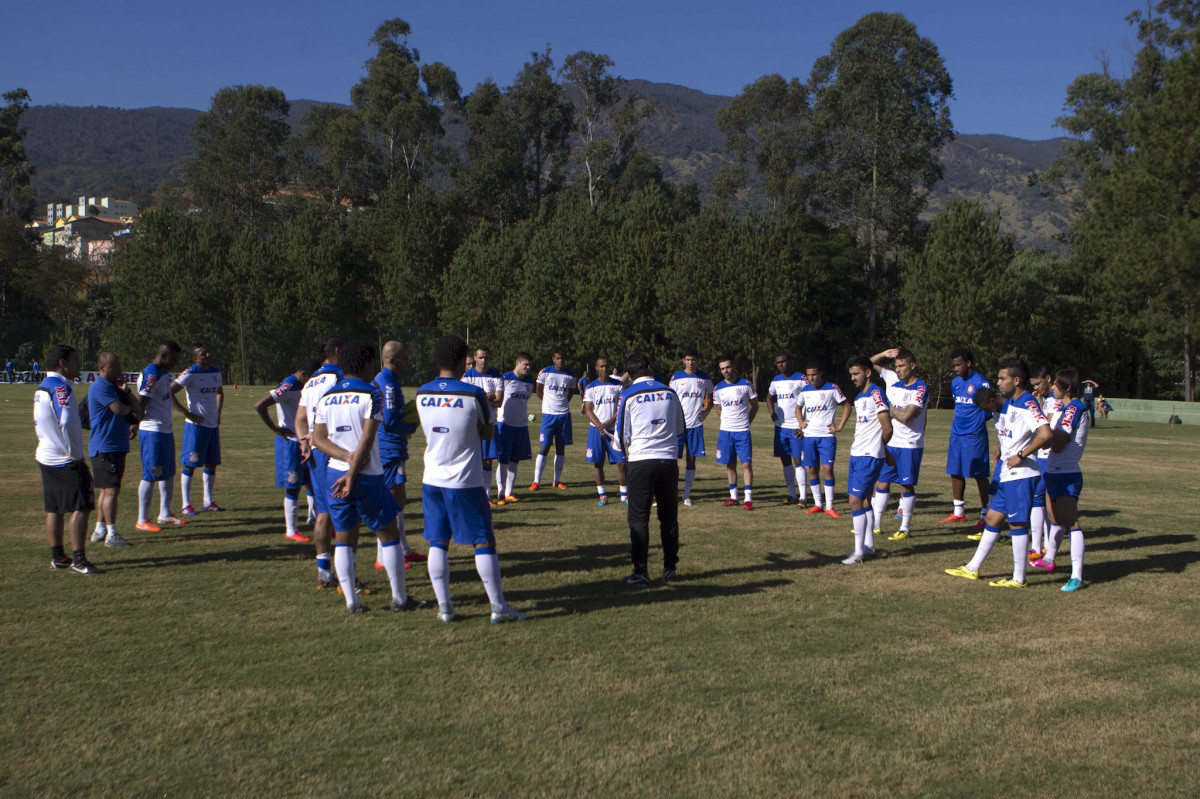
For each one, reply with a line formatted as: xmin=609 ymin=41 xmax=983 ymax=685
xmin=254 ymin=393 xmax=289 ymax=438
xmin=170 ymin=381 xmax=203 ymax=424
xmin=870 ymin=348 xmax=899 ymax=373
xmin=748 ymin=397 xmax=759 ymax=424
xmin=833 ymin=402 xmax=851 ymax=433
xmin=890 ymin=403 xmax=922 ymax=424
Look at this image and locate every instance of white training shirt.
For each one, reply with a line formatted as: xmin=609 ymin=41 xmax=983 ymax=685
xmin=270 ymin=374 xmax=303 ymax=431
xmin=34 ymin=372 xmax=84 ymax=466
xmin=850 ymin=384 xmax=891 ymax=458
xmin=463 ymin=367 xmax=504 ymax=401
xmin=879 ymin=368 xmax=929 ymax=449
xmin=417 ymin=377 xmax=494 ymax=489
xmin=313 ymin=377 xmax=384 ymax=476
xmin=498 ymin=372 xmax=535 ymax=426
xmin=615 ymin=377 xmax=687 ymax=461
xmin=137 ymin=363 xmax=175 ymax=433
xmin=769 ymin=372 xmax=809 ymax=430
xmin=669 ymin=370 xmax=713 ymax=429
xmin=713 ymin=378 xmax=756 ymax=432
xmin=996 ymin=392 xmax=1049 ymax=482
xmin=1036 ymin=394 xmax=1063 ymax=459
xmin=300 ymin=365 xmax=343 ymax=432
xmin=1046 ymin=398 xmax=1089 ymax=474
xmin=584 ymin=377 xmax=624 ymax=427
xmin=174 ymin=365 xmax=223 ymax=428
xmin=537 ymin=366 xmax=575 ymax=416
xmin=798 ymin=382 xmax=847 ymax=438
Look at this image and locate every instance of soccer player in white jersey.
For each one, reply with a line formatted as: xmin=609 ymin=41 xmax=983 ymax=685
xmin=582 ymin=356 xmax=627 ymax=506
xmin=254 ymin=358 xmax=319 ymax=542
xmin=1030 ymin=368 xmax=1091 ymax=591
xmin=1026 ymin=364 xmax=1061 ymax=561
xmin=134 ymin=341 xmax=185 ymax=532
xmin=312 ymin=341 xmax=422 ymax=614
xmin=796 ymin=361 xmax=850 ymax=518
xmin=495 ymin=353 xmax=535 ymax=504
xmin=712 ymin=356 xmax=758 ymax=510
xmin=767 ymin=350 xmax=809 ymax=506
xmin=669 ymin=348 xmax=713 ymax=507
xmin=295 ymin=336 xmax=344 ymax=590
xmin=418 ymin=335 xmax=526 ymax=624
xmin=869 ymin=348 xmax=929 ymax=540
xmin=531 ymin=347 xmax=576 ymax=491
xmin=946 ymin=359 xmax=1052 ymax=588
xmin=170 ymin=344 xmax=224 ymax=514
xmin=462 ymin=345 xmax=505 ymax=503
xmin=843 ymin=356 xmax=893 ymax=564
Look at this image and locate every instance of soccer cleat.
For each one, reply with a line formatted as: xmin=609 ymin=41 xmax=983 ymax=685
xmin=745 ymin=501 xmax=753 ymax=511
xmin=489 ymin=500 xmax=497 ymax=508
xmin=104 ymin=531 xmax=132 ymax=548
xmin=180 ymin=505 xmax=199 ymax=516
xmin=973 ymin=519 xmax=987 ymax=531
xmin=437 ymin=610 xmax=456 ymax=623
xmin=863 ymin=546 xmax=876 ymax=559
xmin=157 ymin=515 xmax=187 ymax=526
xmin=346 ymin=604 xmax=366 ymax=616
xmin=939 ymin=513 xmax=967 ymax=523
xmin=887 ymin=530 xmax=910 ymax=541
xmin=624 ymin=572 xmax=650 ymax=587
xmin=392 ymin=596 xmax=429 ymax=611
xmin=1029 ymin=558 xmax=1056 ymax=572
xmin=804 ymin=505 xmax=824 ymax=514
xmin=894 ymin=511 xmax=903 ymax=520
xmin=1027 ymin=548 xmax=1047 ymax=562
xmin=794 ymin=502 xmax=808 ymax=510
xmin=683 ymin=498 xmax=693 ymax=507
xmin=135 ymin=521 xmax=162 ymax=533
xmin=528 ymin=482 xmax=540 ymax=491
xmin=945 ymin=565 xmax=979 ymax=580
xmin=494 ymin=498 xmax=505 ymax=507
xmin=782 ymin=497 xmax=797 ymax=506
xmin=841 ymin=553 xmax=864 ymax=565
xmin=337 ymin=579 xmax=372 ymax=597
xmin=722 ymin=498 xmax=738 ymax=507
xmin=316 ymin=578 xmax=338 ymax=591
xmin=503 ymin=495 xmax=520 ymax=504
xmin=404 ymin=551 xmax=427 ymax=563
xmin=988 ymin=577 xmax=1027 ymax=588
xmin=203 ymin=503 xmax=226 ymax=512
xmin=374 ymin=560 xmax=385 ymax=570
xmin=91 ymin=528 xmax=106 ymax=543
xmin=554 ymin=481 xmax=568 ymax=490
xmin=597 ymin=496 xmax=608 ymax=507
xmin=70 ymin=559 xmax=101 ymax=575
xmin=490 ymin=607 xmax=529 ymax=624
xmin=285 ymin=531 xmax=312 ymax=543
xmin=51 ymin=555 xmax=74 ymax=570
xmin=1061 ymin=578 xmax=1084 ymax=592
xmin=663 ymin=568 xmax=677 ymax=584
xmin=621 ymin=498 xmax=628 ymax=505
xmin=873 ymin=528 xmax=882 ymax=536
xmin=966 ymin=532 xmax=983 ymax=541
xmin=824 ymin=508 xmax=842 ymax=519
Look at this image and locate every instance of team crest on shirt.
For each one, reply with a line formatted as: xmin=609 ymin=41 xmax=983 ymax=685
xmin=967 ymin=384 xmax=976 ymax=396
xmin=438 ymin=381 xmax=447 ymax=389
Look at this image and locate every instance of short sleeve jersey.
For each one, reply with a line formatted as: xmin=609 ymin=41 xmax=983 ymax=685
xmin=269 ymin=375 xmax=302 ymax=431
xmin=87 ymin=376 xmax=131 ymax=456
xmin=1046 ymin=398 xmax=1089 ymax=474
xmin=373 ymin=367 xmax=417 ymax=463
xmin=536 ymin=366 xmax=576 ymax=416
xmin=669 ymin=370 xmax=713 ymax=429
xmin=880 ymin=368 xmax=929 ymax=449
xmin=417 ymin=377 xmax=494 ymax=489
xmin=713 ymin=378 xmax=756 ymax=432
xmin=798 ymin=382 xmax=847 ymax=438
xmin=952 ymin=371 xmax=992 ymax=436
xmin=300 ymin=364 xmax=344 ymax=431
xmin=498 ymin=372 xmax=535 ymax=427
xmin=769 ymin=372 xmax=809 ymax=429
xmin=174 ymin=365 xmax=223 ymax=428
xmin=313 ymin=377 xmax=384 ymax=475
xmin=137 ymin=363 xmax=174 ymax=433
xmin=996 ymin=392 xmax=1049 ymax=482
xmin=1036 ymin=394 xmax=1063 ymax=459
xmin=34 ymin=372 xmax=84 ymax=466
xmin=463 ymin=367 xmax=505 ymax=400
xmin=615 ymin=378 xmax=687 ymax=461
xmin=583 ymin=377 xmax=624 ymax=427
xmin=850 ymin=384 xmax=891 ymax=458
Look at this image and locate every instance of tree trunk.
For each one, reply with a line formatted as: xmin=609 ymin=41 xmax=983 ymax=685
xmin=1184 ymin=302 xmax=1194 ymax=402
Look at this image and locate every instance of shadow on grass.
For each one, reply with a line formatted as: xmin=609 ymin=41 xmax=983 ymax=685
xmin=1086 ymin=547 xmax=1200 ymax=583
xmin=101 ymin=543 xmax=306 ymax=570
xmin=512 ymin=575 xmax=794 ymax=617
xmin=1088 ymin=531 xmax=1191 ymax=551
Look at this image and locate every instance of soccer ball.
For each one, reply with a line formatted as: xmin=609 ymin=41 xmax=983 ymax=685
xmin=528 ymin=413 xmax=535 ymax=422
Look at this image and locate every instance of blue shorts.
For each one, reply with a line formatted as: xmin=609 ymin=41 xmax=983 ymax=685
xmin=585 ymin=426 xmax=624 ymax=465
xmin=181 ymin=424 xmax=221 ymax=468
xmin=326 ymin=470 xmax=399 ymax=533
xmin=539 ymin=413 xmax=573 ymax=448
xmin=496 ymin=423 xmax=532 ymax=464
xmin=877 ymin=446 xmax=923 ymax=486
xmin=947 ymin=432 xmax=989 ymax=479
xmin=847 ymin=455 xmax=886 ymax=499
xmin=989 ymin=476 xmax=1037 ymax=527
xmin=480 ymin=429 xmax=499 ymax=460
xmin=801 ymin=435 xmax=836 ymax=467
xmin=382 ymin=457 xmax=407 ymax=490
xmin=988 ymin=460 xmax=1003 ymax=495
xmin=138 ymin=430 xmax=175 ymax=482
xmin=774 ymin=427 xmax=804 ymax=459
xmin=680 ymin=426 xmax=706 ymax=459
xmin=274 ymin=437 xmax=303 ymax=489
xmin=1044 ymin=472 xmax=1083 ymax=500
xmin=422 ymin=484 xmax=495 ymax=547
xmin=716 ymin=429 xmax=752 ymax=465
xmin=308 ymin=450 xmax=332 ymax=515
xmin=1033 ymin=457 xmax=1048 ymax=505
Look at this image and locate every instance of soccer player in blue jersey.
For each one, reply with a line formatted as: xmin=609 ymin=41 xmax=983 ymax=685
xmin=531 ymin=347 xmax=576 ymax=491
xmin=843 ymin=356 xmax=893 ymax=564
xmin=462 ymin=345 xmax=505 ymax=503
xmin=582 ymin=356 xmax=627 ymax=506
xmin=946 ymin=358 xmax=1052 ymax=588
xmin=870 ymin=348 xmax=929 ymax=540
xmin=312 ymin=341 xmax=422 ymax=614
xmin=713 ymin=356 xmax=758 ymax=509
xmin=88 ymin=351 xmax=142 ymax=549
xmin=943 ymin=347 xmax=992 ymax=530
xmin=374 ymin=340 xmax=425 ymax=570
xmin=296 ymin=336 xmax=344 ymax=589
xmin=418 ymin=335 xmax=526 ymax=624
xmin=171 ymin=344 xmax=224 ymax=514
xmin=669 ymin=348 xmax=713 ymax=506
xmin=254 ymin=358 xmax=320 ymax=542
xmin=767 ymin=350 xmax=809 ymax=506
xmin=495 ymin=353 xmax=535 ymax=504
xmin=797 ymin=361 xmax=850 ymax=518
xmin=135 ymin=341 xmax=185 ymax=532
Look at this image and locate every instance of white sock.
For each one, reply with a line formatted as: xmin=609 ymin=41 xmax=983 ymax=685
xmin=597 ymin=485 xmax=606 ymax=496
xmin=1011 ymin=533 xmax=1029 ymax=583
xmin=533 ymin=454 xmax=547 ymax=483
xmin=967 ymin=529 xmax=1001 ymax=571
xmin=159 ymin=481 xmax=173 ymax=519
xmin=376 ymin=538 xmax=384 ymax=565
xmin=824 ymin=482 xmax=834 ymax=509
xmin=504 ymin=466 xmax=517 ymax=497
xmin=396 ymin=512 xmax=412 ymax=555
xmin=729 ymin=483 xmax=738 ymax=500
xmin=744 ymin=486 xmax=753 ymax=503
xmin=427 ymin=546 xmax=452 ymax=614
xmin=95 ymin=520 xmax=106 ymax=536
xmin=1030 ymin=505 xmax=1046 ymax=552
xmin=900 ymin=491 xmax=915 ymax=531
xmin=106 ymin=523 xmax=118 ymax=537
xmin=474 ymin=550 xmax=508 ymax=612
xmin=852 ymin=510 xmax=867 ymax=557
xmin=379 ymin=540 xmax=406 ymax=603
xmin=979 ymin=507 xmax=987 ymax=521
xmin=1070 ymin=528 xmax=1085 ymax=580
xmin=138 ymin=480 xmax=153 ymax=524
xmin=872 ymin=488 xmax=889 ymax=524
xmin=316 ymin=553 xmax=332 ymax=581
xmin=202 ymin=470 xmax=214 ymax=506
xmin=783 ymin=466 xmax=796 ymax=499
xmin=794 ymin=467 xmax=806 ymax=502
xmin=864 ymin=511 xmax=875 ymax=549
xmin=619 ymin=485 xmax=627 ymax=501
xmin=809 ymin=480 xmax=822 ymax=508
xmin=496 ymin=465 xmax=506 ymax=499
xmin=180 ymin=471 xmax=193 ymax=507
xmin=1045 ymin=524 xmax=1063 ymax=562
xmin=953 ymin=499 xmax=965 ymax=517
xmin=334 ymin=546 xmax=359 ymax=609
xmin=683 ymin=468 xmax=696 ymax=499
xmin=553 ymin=454 xmax=564 ymax=484
xmin=306 ymin=492 xmax=315 ymax=520
xmin=284 ymin=495 xmax=298 ymax=533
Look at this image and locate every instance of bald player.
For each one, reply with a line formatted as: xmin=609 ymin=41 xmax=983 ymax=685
xmin=374 ymin=340 xmax=424 ymax=570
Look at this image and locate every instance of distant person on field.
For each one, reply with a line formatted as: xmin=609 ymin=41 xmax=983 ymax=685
xmin=31 ymin=358 xmax=41 ymax=381
xmin=713 ymin=356 xmax=758 ymax=510
xmin=88 ymin=351 xmax=142 ymax=550
xmin=767 ymin=350 xmax=809 ymax=507
xmin=5 ymin=357 xmax=13 ymax=383
xmin=34 ymin=345 xmax=99 ymax=574
xmin=1027 ymin=364 xmax=1062 ymax=563
xmin=254 ymin=357 xmax=319 ymax=543
xmin=171 ymin=344 xmax=225 ymax=514
xmin=1081 ymin=379 xmax=1098 ymax=427
xmin=494 ymin=353 xmax=535 ymax=504
xmin=796 ymin=360 xmax=849 ymax=518
xmin=462 ymin=345 xmax=505 ymax=504
xmin=668 ymin=348 xmax=714 ymax=507
xmin=530 ymin=347 xmax=576 ymax=491
xmin=943 ymin=347 xmax=992 ymax=531
xmin=135 ymin=341 xmax=186 ymax=531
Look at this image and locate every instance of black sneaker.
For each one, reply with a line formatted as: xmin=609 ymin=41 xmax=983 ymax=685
xmin=337 ymin=579 xmax=371 ymax=597
xmin=51 ymin=555 xmax=74 ymax=570
xmin=347 ymin=604 xmax=366 ymax=616
xmin=70 ymin=559 xmax=102 ymax=575
xmin=316 ymin=578 xmax=338 ymax=591
xmin=624 ymin=572 xmax=650 ymax=587
xmin=662 ymin=568 xmax=677 ymax=584
xmin=391 ymin=596 xmax=429 ymax=612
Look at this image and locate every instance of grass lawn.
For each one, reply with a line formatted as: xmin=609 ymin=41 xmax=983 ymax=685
xmin=2 ymin=383 xmax=1198 ymax=797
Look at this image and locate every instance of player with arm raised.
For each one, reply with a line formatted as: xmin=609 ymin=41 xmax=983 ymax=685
xmin=796 ymin=361 xmax=850 ymax=518
xmin=254 ymin=358 xmax=319 ymax=542
xmin=669 ymin=348 xmax=713 ymax=507
xmin=869 ymin=348 xmax=929 ymax=540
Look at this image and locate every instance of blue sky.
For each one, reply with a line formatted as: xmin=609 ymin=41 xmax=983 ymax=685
xmin=3 ymin=0 xmax=1144 ymax=140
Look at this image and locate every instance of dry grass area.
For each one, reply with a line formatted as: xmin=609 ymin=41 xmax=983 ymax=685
xmin=1 ymin=383 xmax=1197 ymax=797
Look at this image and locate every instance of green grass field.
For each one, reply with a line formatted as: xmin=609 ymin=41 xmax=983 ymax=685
xmin=2 ymin=383 xmax=1198 ymax=797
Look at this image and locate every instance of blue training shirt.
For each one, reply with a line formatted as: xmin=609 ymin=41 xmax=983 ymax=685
xmin=374 ymin=367 xmax=417 ymax=463
xmin=88 ymin=375 xmax=133 ymax=456
xmin=951 ymin=371 xmax=992 ymax=436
